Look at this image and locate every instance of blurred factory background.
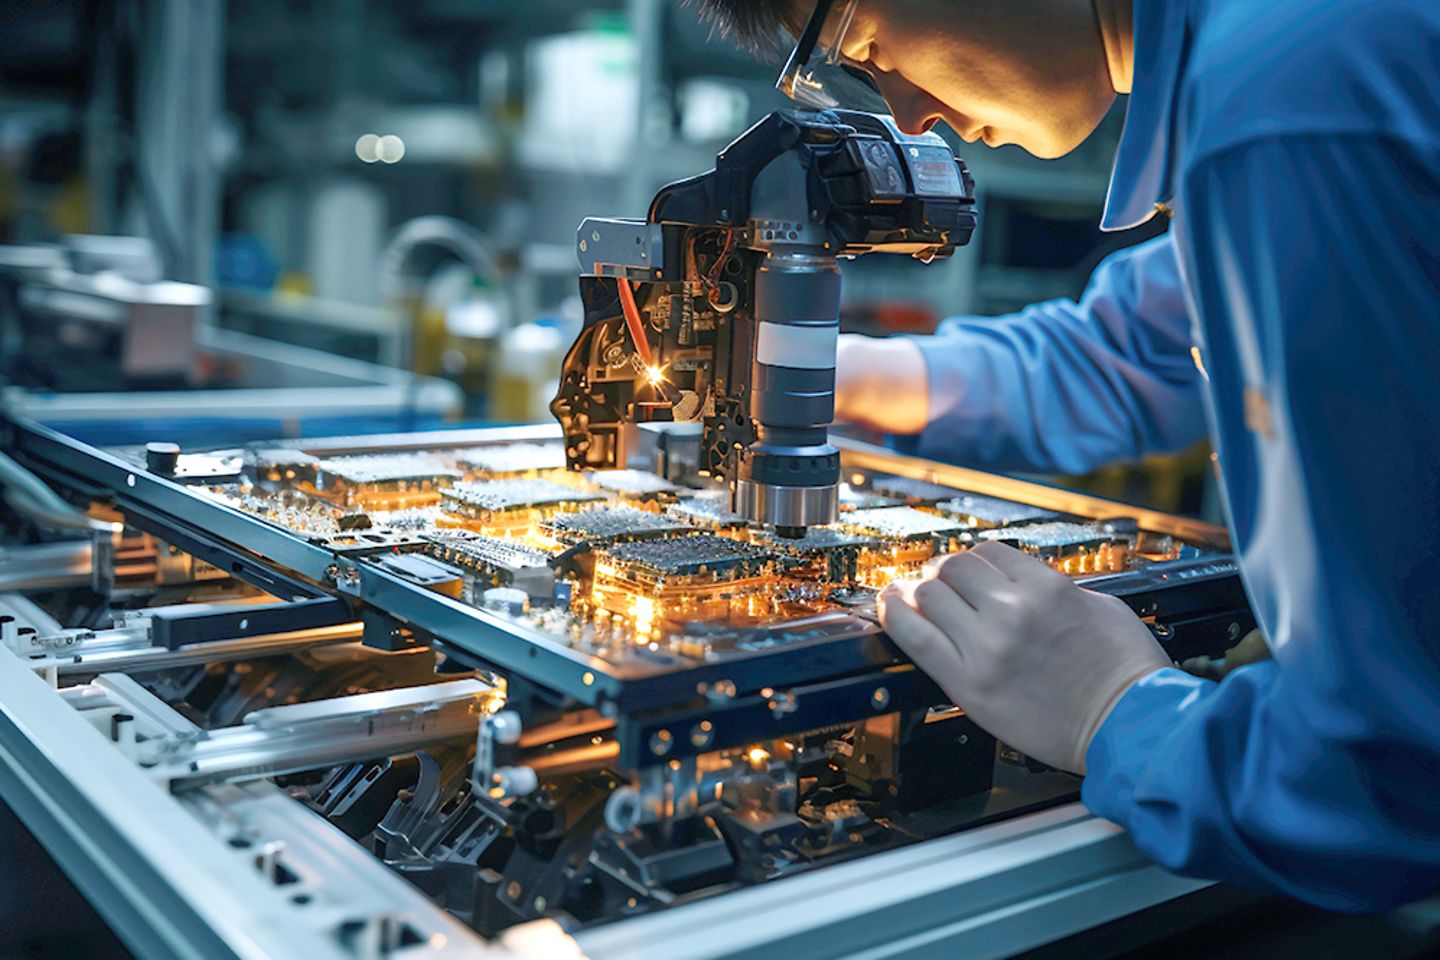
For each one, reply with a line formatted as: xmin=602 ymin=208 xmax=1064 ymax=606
xmin=0 ymin=0 xmax=1196 ymax=513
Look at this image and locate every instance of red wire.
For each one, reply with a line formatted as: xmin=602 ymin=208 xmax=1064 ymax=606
xmin=616 ymin=277 xmax=653 ymax=368
xmin=706 ymin=230 xmax=735 ymax=302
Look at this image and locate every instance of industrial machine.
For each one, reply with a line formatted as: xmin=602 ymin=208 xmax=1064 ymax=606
xmin=553 ymin=110 xmax=977 ymax=534
xmin=0 ymin=236 xmax=463 ymax=446
xmin=0 ymin=115 xmax=1255 ymax=960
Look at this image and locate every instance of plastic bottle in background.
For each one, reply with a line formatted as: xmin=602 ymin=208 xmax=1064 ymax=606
xmin=489 ymin=318 xmax=565 ymax=424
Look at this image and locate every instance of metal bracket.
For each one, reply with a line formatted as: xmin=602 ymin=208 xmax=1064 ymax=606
xmin=149 ymin=597 xmax=353 ymax=651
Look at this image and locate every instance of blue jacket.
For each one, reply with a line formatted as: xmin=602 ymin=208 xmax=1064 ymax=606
xmin=902 ymin=0 xmax=1440 ymax=912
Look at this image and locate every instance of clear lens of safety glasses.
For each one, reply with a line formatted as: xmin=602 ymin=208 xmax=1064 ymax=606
xmin=775 ymin=0 xmax=884 ymax=112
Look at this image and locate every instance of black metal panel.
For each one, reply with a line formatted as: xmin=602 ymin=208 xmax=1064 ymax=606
xmin=149 ymin=597 xmax=353 ymax=650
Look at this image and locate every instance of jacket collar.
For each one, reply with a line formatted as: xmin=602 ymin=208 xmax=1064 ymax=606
xmin=1101 ymin=0 xmax=1192 ymax=230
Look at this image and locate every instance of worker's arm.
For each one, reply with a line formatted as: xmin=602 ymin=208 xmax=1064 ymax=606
xmin=1084 ymin=133 xmax=1440 ymax=912
xmin=838 ymin=233 xmax=1208 ymax=474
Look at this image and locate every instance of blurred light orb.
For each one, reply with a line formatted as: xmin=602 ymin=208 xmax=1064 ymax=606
xmin=377 ymin=135 xmax=406 ymax=164
xmin=355 ymin=133 xmax=381 ymax=163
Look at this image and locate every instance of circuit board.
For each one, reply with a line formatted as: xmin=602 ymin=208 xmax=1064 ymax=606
xmin=184 ymin=434 xmax=1226 ymax=687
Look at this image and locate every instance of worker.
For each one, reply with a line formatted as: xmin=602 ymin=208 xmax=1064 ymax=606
xmin=694 ymin=0 xmax=1440 ymax=912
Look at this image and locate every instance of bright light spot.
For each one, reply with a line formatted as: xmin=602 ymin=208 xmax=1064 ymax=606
xmin=630 ymin=596 xmax=656 ymax=633
xmin=746 ymin=746 xmax=770 ymax=769
xmin=582 ymin=671 xmax=595 ymax=686
xmin=355 ymin=133 xmax=381 ymax=163
xmin=377 ymin=134 xmax=406 ymax=163
xmin=644 ymin=364 xmax=667 ymax=386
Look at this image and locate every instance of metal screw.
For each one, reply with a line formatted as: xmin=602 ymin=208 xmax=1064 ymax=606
xmin=871 ymin=686 xmax=891 ymax=710
xmin=506 ymin=881 xmax=521 ymax=901
xmin=592 ymin=230 xmax=601 ymax=242
xmin=690 ymin=721 xmax=714 ymax=749
xmin=1227 ymin=621 xmax=1242 ymax=641
xmin=579 ymin=239 xmax=588 ymax=252
xmin=958 ymin=734 xmax=969 ymax=745
xmin=719 ymin=208 xmax=730 ymax=221
xmin=649 ymin=729 xmax=674 ymax=756
xmin=533 ymin=896 xmax=547 ymax=913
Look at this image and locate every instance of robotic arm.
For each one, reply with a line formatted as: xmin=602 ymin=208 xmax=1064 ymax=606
xmin=551 ymin=110 xmax=976 ymax=535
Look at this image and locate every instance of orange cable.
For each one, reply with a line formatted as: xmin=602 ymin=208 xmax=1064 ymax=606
xmin=616 ymin=277 xmax=653 ymax=368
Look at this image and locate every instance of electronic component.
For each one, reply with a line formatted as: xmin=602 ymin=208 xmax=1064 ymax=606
xmin=482 ymin=587 xmax=530 ymax=617
xmin=586 ymin=469 xmax=683 ymax=502
xmin=374 ymin=553 xmax=464 ymax=599
xmin=841 ymin=506 xmax=967 ymax=543
xmin=751 ymin=526 xmax=879 ymax=583
xmin=207 ymin=485 xmax=370 ymax=536
xmin=935 ymin=494 xmax=1060 ymax=529
xmin=251 ymin=448 xmax=320 ymax=485
xmin=838 ymin=506 xmax=968 ymax=580
xmin=978 ymin=521 xmax=1130 ymax=575
xmin=423 ymin=530 xmax=557 ymax=600
xmin=541 ymin=505 xmax=689 ymax=545
xmin=315 ymin=453 xmax=460 ymax=509
xmin=666 ymin=496 xmax=749 ymax=531
xmin=592 ymin=534 xmax=779 ymax=629
xmin=603 ymin=535 xmax=774 ymax=580
xmin=457 ymin=443 xmax=568 ymax=477
xmin=440 ymin=479 xmax=604 ymax=536
xmin=838 ymin=485 xmax=903 ymax=511
xmin=868 ymin=476 xmax=965 ymax=505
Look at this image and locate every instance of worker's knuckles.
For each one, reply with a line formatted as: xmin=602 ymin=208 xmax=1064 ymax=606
xmin=969 ymin=539 xmax=1019 ymax=561
xmin=933 ymin=551 xmax=989 ymax=585
xmin=911 ymin=577 xmax=959 ymax=613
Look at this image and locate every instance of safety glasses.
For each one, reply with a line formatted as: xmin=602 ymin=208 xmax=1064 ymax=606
xmin=775 ymin=0 xmax=887 ymax=112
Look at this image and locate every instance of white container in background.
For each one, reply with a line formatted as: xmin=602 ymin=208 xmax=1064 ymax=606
xmin=490 ymin=319 xmax=566 ymax=424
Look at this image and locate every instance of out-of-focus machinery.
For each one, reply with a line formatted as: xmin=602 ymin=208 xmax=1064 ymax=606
xmin=0 ymin=236 xmax=462 ymax=446
xmin=0 ymin=115 xmax=1257 ymax=960
xmin=552 ymin=111 xmax=976 ymax=534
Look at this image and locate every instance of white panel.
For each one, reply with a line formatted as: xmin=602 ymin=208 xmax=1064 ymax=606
xmin=754 ymin=322 xmax=838 ymax=369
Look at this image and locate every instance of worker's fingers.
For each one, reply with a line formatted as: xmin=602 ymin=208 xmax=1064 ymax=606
xmin=878 ymin=582 xmax=966 ymax=678
xmin=908 ymin=569 xmax=983 ymax=646
xmin=932 ymin=550 xmax=1014 ymax=609
xmin=969 ymin=540 xmax=1066 ymax=586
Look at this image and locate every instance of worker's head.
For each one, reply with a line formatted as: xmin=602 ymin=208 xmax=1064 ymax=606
xmin=694 ymin=0 xmax=1118 ymax=159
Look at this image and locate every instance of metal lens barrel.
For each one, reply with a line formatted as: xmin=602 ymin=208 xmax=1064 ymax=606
xmin=734 ymin=251 xmax=841 ymax=535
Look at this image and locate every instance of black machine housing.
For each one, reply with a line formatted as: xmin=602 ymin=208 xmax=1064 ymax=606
xmin=551 ymin=110 xmax=978 ymax=533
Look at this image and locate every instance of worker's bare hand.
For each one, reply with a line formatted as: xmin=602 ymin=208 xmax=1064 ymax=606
xmin=834 ymin=334 xmax=930 ymax=434
xmin=878 ymin=541 xmax=1170 ymax=774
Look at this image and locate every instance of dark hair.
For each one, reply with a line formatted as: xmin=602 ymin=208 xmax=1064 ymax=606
xmin=687 ymin=0 xmax=796 ymax=58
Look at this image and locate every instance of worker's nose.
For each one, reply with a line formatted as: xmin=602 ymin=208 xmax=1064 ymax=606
xmin=870 ymin=68 xmax=945 ymax=136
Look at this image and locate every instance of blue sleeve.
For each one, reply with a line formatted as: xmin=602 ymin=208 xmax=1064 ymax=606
xmin=899 ymin=233 xmax=1208 ymax=474
xmin=1083 ymin=134 xmax=1440 ymax=913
